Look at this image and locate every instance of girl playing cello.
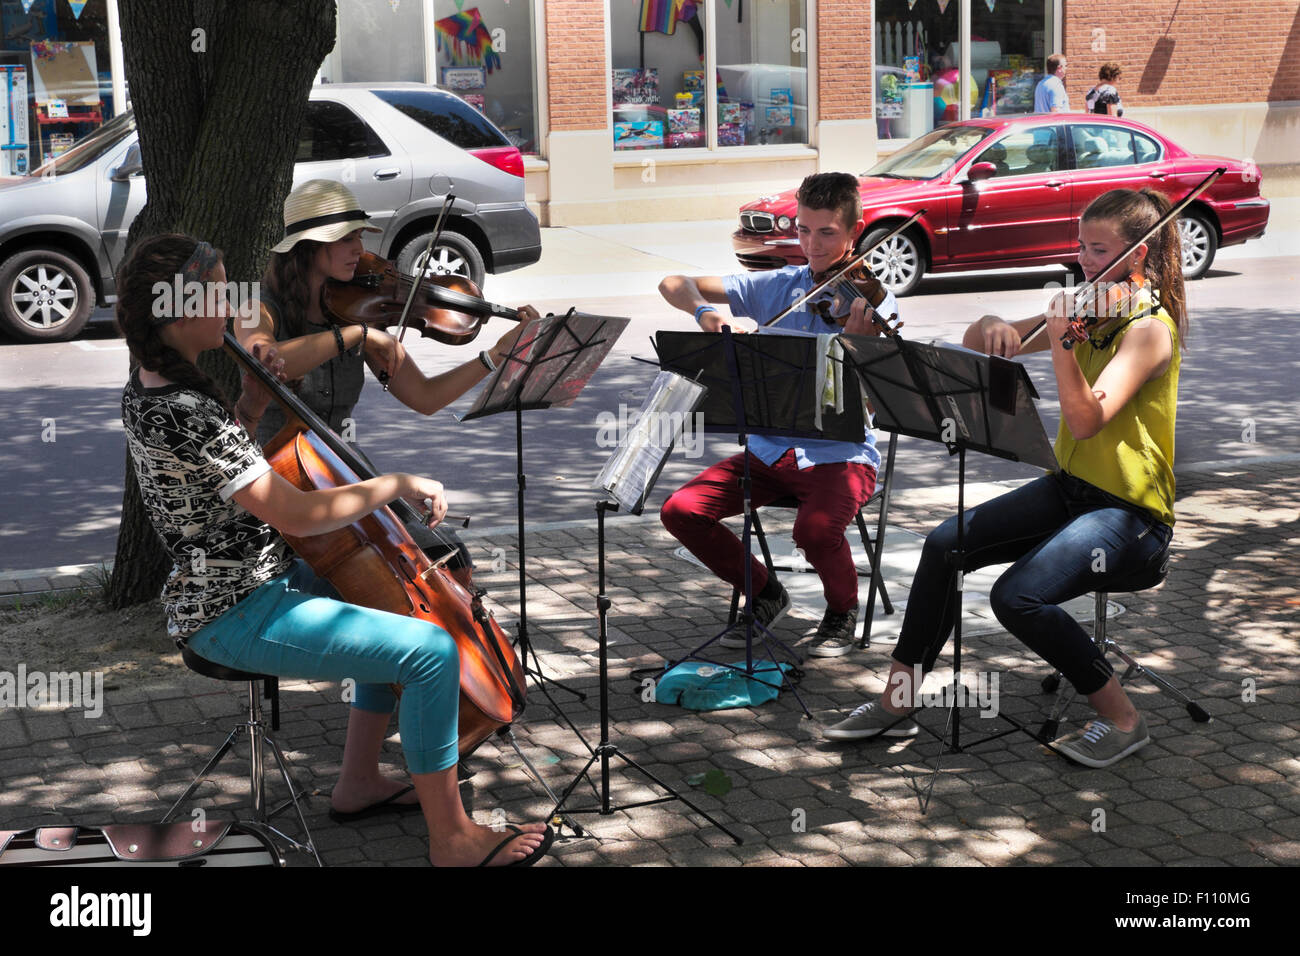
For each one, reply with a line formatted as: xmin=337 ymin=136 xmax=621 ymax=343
xmin=119 ymin=233 xmax=551 ymax=865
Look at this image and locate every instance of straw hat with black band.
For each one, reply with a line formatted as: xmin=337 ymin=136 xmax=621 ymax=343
xmin=270 ymin=179 xmax=380 ymax=254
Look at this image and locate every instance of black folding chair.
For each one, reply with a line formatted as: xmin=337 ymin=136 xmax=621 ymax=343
xmin=727 ymin=432 xmax=898 ymax=647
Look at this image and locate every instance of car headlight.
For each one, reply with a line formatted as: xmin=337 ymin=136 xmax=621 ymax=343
xmin=776 ymin=215 xmax=792 ymax=231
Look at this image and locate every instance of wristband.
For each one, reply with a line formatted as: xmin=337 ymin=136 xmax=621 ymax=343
xmin=694 ymin=304 xmax=716 ymax=325
xmin=478 ymin=350 xmax=497 ymax=372
xmin=329 ymin=323 xmax=346 ymax=356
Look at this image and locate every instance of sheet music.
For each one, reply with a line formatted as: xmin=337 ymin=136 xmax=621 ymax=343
xmin=594 ymin=371 xmax=707 ymax=514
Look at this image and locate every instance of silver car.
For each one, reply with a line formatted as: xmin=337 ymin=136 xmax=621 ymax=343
xmin=0 ymin=82 xmax=541 ymax=342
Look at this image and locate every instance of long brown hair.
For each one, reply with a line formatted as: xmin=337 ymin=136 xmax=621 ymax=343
xmin=261 ymin=240 xmax=322 ymax=339
xmin=1081 ymin=188 xmax=1188 ymax=350
xmin=115 ymin=233 xmax=235 ymax=416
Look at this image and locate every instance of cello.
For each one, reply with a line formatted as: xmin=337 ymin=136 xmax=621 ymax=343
xmin=223 ymin=330 xmax=525 ymax=757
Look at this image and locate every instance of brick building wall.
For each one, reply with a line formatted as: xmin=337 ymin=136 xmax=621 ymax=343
xmin=817 ymin=0 xmax=873 ymax=120
xmin=1064 ymin=1 xmax=1300 ymax=107
xmin=546 ymin=0 xmax=606 ymax=130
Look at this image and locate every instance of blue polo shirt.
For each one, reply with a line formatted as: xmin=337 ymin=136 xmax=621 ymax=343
xmin=1034 ymin=74 xmax=1069 ymax=112
xmin=721 ymin=264 xmax=894 ymax=472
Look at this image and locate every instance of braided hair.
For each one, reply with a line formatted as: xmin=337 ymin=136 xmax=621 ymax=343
xmin=115 ymin=233 xmax=235 ymax=416
xmin=1081 ymin=188 xmax=1188 ymax=350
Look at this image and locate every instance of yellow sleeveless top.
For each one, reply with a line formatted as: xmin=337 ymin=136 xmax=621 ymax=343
xmin=1052 ymin=288 xmax=1180 ymax=526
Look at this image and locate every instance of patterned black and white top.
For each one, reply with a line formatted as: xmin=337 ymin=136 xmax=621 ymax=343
xmin=122 ymin=371 xmax=295 ymax=644
xmin=1085 ymin=84 xmax=1123 ymax=116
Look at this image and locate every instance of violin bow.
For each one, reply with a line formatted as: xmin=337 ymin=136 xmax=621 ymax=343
xmin=761 ymin=209 xmax=925 ymax=328
xmin=372 ymin=193 xmax=457 ymax=393
xmin=393 ymin=192 xmax=456 ymax=348
xmin=1019 ymin=167 xmax=1225 ymax=349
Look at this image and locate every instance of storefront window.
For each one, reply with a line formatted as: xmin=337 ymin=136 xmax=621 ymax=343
xmin=338 ymin=0 xmax=426 ymax=83
xmin=972 ymin=0 xmax=1048 ymax=117
xmin=609 ymin=0 xmax=807 ymax=152
xmin=0 ymin=0 xmax=115 ymax=175
xmin=431 ymin=1 xmax=539 ymax=153
xmin=334 ymin=1 xmax=540 ymax=154
xmin=874 ymin=0 xmax=960 ymax=142
xmin=715 ymin=0 xmax=807 ymax=147
xmin=874 ymin=0 xmax=1051 ymax=143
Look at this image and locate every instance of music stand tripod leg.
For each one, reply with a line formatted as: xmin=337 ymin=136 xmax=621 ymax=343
xmin=549 ymin=500 xmax=744 ymax=845
xmin=512 ymin=397 xmax=587 ymax=702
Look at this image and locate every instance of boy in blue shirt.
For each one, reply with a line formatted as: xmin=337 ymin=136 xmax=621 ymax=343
xmin=659 ymin=172 xmax=900 ymax=657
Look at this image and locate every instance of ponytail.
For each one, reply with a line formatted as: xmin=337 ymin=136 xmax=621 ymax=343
xmin=115 ymin=233 xmax=235 ymax=416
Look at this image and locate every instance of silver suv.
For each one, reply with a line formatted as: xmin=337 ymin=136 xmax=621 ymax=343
xmin=0 ymin=83 xmax=541 ymax=342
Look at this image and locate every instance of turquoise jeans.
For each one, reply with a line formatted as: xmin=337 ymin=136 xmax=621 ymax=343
xmin=186 ymin=560 xmax=460 ymax=774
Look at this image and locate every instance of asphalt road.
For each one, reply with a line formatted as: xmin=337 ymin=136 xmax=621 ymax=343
xmin=1 ymin=242 xmax=1297 ymax=574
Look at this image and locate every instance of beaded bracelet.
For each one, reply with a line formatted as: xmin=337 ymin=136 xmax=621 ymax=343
xmin=329 ymin=323 xmax=346 ymax=356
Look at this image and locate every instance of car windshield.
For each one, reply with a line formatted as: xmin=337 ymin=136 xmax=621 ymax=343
xmin=30 ymin=111 xmax=137 ymax=177
xmin=863 ymin=125 xmax=992 ymax=180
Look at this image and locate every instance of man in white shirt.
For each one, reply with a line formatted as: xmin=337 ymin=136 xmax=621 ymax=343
xmin=1034 ymin=54 xmax=1070 ymax=113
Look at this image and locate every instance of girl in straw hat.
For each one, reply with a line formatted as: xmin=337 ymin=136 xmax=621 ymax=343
xmin=236 ymin=180 xmax=539 ymax=589
xmin=120 ymin=233 xmax=552 ymax=864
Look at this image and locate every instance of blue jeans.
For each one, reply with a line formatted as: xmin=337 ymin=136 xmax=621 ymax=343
xmin=893 ymin=472 xmax=1173 ymax=696
xmin=186 ymin=560 xmax=460 ymax=774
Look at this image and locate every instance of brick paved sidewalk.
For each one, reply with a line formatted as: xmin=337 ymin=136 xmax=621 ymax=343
xmin=0 ymin=459 xmax=1296 ymax=866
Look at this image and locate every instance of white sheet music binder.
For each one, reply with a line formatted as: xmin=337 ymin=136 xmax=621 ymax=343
xmin=594 ymin=370 xmax=707 ymax=515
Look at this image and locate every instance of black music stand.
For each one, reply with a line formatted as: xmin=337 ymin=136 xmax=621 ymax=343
xmin=460 ymin=310 xmax=630 ymax=710
xmin=653 ymin=328 xmax=867 ymax=717
xmin=548 ymin=370 xmax=741 ymax=843
xmin=838 ymin=334 xmax=1056 ymax=811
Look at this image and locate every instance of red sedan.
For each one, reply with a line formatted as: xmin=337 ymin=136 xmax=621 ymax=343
xmin=732 ymin=114 xmax=1270 ymax=295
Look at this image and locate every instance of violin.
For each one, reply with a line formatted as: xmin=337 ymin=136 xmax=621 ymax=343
xmin=1020 ymin=166 xmax=1225 ymax=350
xmin=760 ymin=209 xmax=925 ymax=332
xmin=808 ymin=256 xmax=903 ymax=337
xmin=321 ymin=251 xmax=522 ymax=347
xmin=223 ymin=331 xmax=526 ymax=757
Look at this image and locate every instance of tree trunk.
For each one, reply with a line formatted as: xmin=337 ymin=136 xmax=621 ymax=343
xmin=106 ymin=0 xmax=335 ymax=608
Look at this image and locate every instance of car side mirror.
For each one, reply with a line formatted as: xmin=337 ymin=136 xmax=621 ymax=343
xmin=967 ymin=162 xmax=997 ymax=182
xmin=111 ymin=146 xmax=143 ymax=181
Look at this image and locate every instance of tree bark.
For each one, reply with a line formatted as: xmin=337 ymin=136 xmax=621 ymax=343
xmin=107 ymin=0 xmax=335 ymax=608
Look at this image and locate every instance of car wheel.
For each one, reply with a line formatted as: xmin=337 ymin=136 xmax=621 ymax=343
xmin=858 ymin=225 xmax=926 ymax=296
xmin=396 ymin=229 xmax=487 ymax=289
xmin=0 ymin=249 xmax=94 ymax=343
xmin=1178 ymin=212 xmax=1217 ymax=280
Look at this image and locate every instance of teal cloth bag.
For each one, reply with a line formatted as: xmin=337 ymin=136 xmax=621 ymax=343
xmin=655 ymin=660 xmax=794 ymax=711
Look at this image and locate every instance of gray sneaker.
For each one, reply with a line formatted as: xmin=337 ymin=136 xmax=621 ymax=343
xmin=823 ymin=700 xmax=918 ymax=741
xmin=1054 ymin=715 xmax=1150 ymax=768
xmin=721 ymin=581 xmax=791 ymax=648
xmin=808 ymin=606 xmax=859 ymax=658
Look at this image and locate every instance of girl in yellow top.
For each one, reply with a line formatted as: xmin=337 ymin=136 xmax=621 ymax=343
xmin=827 ymin=188 xmax=1186 ymax=768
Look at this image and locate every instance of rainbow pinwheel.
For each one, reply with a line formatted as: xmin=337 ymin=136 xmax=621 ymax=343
xmin=434 ymin=7 xmax=502 ymax=73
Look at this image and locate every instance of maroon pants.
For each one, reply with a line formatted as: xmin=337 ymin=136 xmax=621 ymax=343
xmin=661 ymin=450 xmax=877 ymax=613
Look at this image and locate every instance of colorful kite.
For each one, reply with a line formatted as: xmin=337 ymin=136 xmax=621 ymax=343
xmin=640 ymin=0 xmax=699 ymax=37
xmin=434 ymin=7 xmax=502 ymax=73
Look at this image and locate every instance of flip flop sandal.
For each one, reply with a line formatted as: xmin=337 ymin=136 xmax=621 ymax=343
xmin=477 ymin=824 xmax=555 ymax=868
xmin=328 ymin=784 xmax=420 ymax=823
